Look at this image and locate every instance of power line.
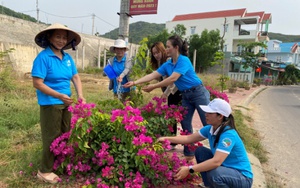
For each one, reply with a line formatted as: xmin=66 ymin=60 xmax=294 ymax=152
xmin=39 ymin=10 xmax=92 ymax=19
xmin=95 ymin=15 xmax=117 ymax=28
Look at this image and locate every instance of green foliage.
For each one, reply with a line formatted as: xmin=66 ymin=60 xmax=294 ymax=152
xmin=278 ymin=64 xmax=300 ymax=85
xmin=233 ymin=109 xmax=268 ymax=163
xmin=51 ymin=99 xmax=190 ymax=187
xmin=100 ymin=21 xmax=165 ymax=44
xmin=188 ymin=29 xmax=221 ymax=73
xmin=129 ymin=38 xmax=152 ymax=106
xmin=78 ymin=66 xmax=103 ymax=74
xmin=0 ymin=49 xmax=16 ymax=91
xmin=0 ymin=5 xmax=40 ymax=23
xmin=147 ymin=29 xmax=171 ymax=48
xmin=269 ymin=32 xmax=300 ymax=42
xmin=217 ymin=74 xmax=230 ymax=92
xmin=212 ymin=51 xmax=225 ymax=66
xmin=170 ymin=24 xmax=186 ymax=38
xmin=237 ymin=41 xmax=267 ymax=71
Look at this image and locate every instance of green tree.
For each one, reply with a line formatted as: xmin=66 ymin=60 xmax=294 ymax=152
xmin=147 ymin=29 xmax=171 ymax=48
xmin=188 ymin=29 xmax=221 ymax=73
xmin=170 ymin=24 xmax=186 ymax=38
xmin=278 ymin=64 xmax=300 ymax=85
xmin=238 ymin=41 xmax=267 ymax=82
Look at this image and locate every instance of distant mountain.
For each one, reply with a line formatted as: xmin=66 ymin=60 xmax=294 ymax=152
xmin=100 ymin=21 xmax=165 ymax=44
xmin=1 ymin=5 xmax=300 ymax=44
xmin=268 ymin=32 xmax=300 ymax=43
xmin=0 ymin=5 xmax=41 ymax=23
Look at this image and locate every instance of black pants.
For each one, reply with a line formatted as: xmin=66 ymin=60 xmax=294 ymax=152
xmin=168 ymin=90 xmax=182 ymax=144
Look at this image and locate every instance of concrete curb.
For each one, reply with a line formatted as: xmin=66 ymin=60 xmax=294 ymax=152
xmin=242 ymin=86 xmax=268 ymax=107
xmin=241 ymin=86 xmax=268 ymax=188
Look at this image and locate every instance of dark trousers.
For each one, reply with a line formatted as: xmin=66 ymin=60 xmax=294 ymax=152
xmin=40 ymin=104 xmax=71 ymax=173
xmin=168 ymin=90 xmax=182 ymax=143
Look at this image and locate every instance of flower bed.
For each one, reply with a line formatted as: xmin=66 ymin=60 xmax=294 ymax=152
xmin=50 ymin=88 xmax=229 ymax=187
xmin=50 ymin=97 xmax=199 ymax=187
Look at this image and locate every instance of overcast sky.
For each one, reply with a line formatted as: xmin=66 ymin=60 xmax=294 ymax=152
xmin=2 ymin=0 xmax=299 ymax=36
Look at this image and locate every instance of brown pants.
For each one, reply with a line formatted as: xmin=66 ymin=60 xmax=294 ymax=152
xmin=39 ymin=104 xmax=71 ymax=173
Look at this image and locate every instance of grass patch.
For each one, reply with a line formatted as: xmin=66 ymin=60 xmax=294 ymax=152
xmin=233 ymin=109 xmax=268 ymax=163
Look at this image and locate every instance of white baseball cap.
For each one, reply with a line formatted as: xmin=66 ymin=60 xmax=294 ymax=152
xmin=200 ymin=98 xmax=232 ymax=117
xmin=109 ymin=39 xmax=129 ymax=53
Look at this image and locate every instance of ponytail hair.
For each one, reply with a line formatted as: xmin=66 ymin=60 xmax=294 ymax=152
xmin=167 ymin=35 xmax=189 ymax=56
xmin=213 ymin=114 xmax=241 ymax=148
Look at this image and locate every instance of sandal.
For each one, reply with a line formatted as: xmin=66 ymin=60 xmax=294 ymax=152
xmin=37 ymin=170 xmax=59 ymax=184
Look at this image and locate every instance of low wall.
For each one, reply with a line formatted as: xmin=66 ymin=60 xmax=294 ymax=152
xmin=0 ymin=14 xmax=139 ymax=75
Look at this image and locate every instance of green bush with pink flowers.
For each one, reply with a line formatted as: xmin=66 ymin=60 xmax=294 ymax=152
xmin=50 ymin=97 xmax=196 ymax=187
xmin=49 ymin=86 xmax=229 ymax=187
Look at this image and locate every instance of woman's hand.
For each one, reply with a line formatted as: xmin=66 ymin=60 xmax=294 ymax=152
xmin=123 ymin=81 xmax=134 ymax=88
xmin=117 ymin=76 xmax=123 ymax=83
xmin=59 ymin=94 xmax=73 ymax=105
xmin=78 ymin=96 xmax=86 ymax=104
xmin=157 ymin=137 xmax=167 ymax=142
xmin=161 ymin=93 xmax=167 ymax=99
xmin=142 ymin=84 xmax=155 ymax=93
xmin=174 ymin=166 xmax=189 ymax=180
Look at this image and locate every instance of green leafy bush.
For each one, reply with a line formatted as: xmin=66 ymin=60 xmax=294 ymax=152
xmin=50 ymin=98 xmax=197 ymax=187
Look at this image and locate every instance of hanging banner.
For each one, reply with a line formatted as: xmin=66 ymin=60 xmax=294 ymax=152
xmin=129 ymin=0 xmax=158 ymax=15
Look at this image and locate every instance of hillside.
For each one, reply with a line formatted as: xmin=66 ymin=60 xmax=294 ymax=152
xmin=268 ymin=32 xmax=300 ymax=42
xmin=100 ymin=21 xmax=165 ymax=44
xmin=1 ymin=5 xmax=300 ymax=44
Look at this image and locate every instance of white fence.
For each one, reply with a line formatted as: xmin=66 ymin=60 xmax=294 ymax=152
xmin=228 ymin=72 xmax=252 ymax=83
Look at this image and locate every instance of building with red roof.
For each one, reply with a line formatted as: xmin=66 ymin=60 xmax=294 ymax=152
xmin=166 ymin=8 xmax=272 ymax=83
xmin=166 ymin=8 xmax=272 ymax=53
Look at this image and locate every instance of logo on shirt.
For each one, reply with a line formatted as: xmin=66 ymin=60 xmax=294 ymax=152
xmin=222 ymin=138 xmax=232 ymax=147
xmin=66 ymin=60 xmax=71 ymax=67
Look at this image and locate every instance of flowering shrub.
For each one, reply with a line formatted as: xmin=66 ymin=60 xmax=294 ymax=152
xmin=50 ymin=98 xmax=196 ymax=187
xmin=206 ymin=86 xmax=229 ymax=103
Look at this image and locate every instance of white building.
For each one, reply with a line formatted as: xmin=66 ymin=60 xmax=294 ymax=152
xmin=166 ymin=8 xmax=272 ymax=82
xmin=166 ymin=8 xmax=271 ymax=54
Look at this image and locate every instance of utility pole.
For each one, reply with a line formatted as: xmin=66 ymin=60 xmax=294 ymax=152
xmin=118 ymin=0 xmax=130 ymax=42
xmin=36 ymin=0 xmax=39 ymax=23
xmin=91 ymin=13 xmax=95 ymax=35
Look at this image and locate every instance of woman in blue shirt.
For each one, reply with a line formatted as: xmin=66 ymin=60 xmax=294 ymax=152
xmin=107 ymin=39 xmax=134 ymax=103
xmin=31 ymin=23 xmax=85 ymax=184
xmin=158 ymin=98 xmax=253 ymax=188
xmin=124 ymin=35 xmax=210 ymax=160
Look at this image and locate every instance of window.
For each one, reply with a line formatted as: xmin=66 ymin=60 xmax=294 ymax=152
xmin=190 ymin=26 xmax=196 ymax=35
xmin=223 ymin=44 xmax=227 ymax=52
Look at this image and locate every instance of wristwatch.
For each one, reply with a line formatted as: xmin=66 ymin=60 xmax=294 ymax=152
xmin=189 ymin=165 xmax=194 ymax=173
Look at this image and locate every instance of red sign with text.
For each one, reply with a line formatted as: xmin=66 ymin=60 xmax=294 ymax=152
xmin=129 ymin=0 xmax=158 ymax=15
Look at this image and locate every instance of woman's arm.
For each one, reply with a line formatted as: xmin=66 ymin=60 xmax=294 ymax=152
xmin=158 ymin=132 xmax=205 ymax=145
xmin=32 ymin=77 xmax=73 ymax=105
xmin=143 ymin=72 xmax=181 ymax=93
xmin=174 ymin=151 xmax=228 ymax=180
xmin=118 ymin=58 xmax=133 ymax=82
xmin=123 ymin=71 xmax=161 ymax=88
xmin=119 ymin=58 xmax=132 ymax=78
xmin=71 ymin=74 xmax=86 ymax=103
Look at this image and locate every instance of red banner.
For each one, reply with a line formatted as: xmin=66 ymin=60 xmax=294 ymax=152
xmin=129 ymin=0 xmax=158 ymax=15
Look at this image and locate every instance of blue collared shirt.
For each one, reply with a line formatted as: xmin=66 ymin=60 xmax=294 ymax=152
xmin=31 ymin=47 xmax=78 ymax=105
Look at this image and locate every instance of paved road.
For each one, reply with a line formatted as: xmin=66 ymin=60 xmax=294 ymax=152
xmin=250 ymin=85 xmax=300 ymax=188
